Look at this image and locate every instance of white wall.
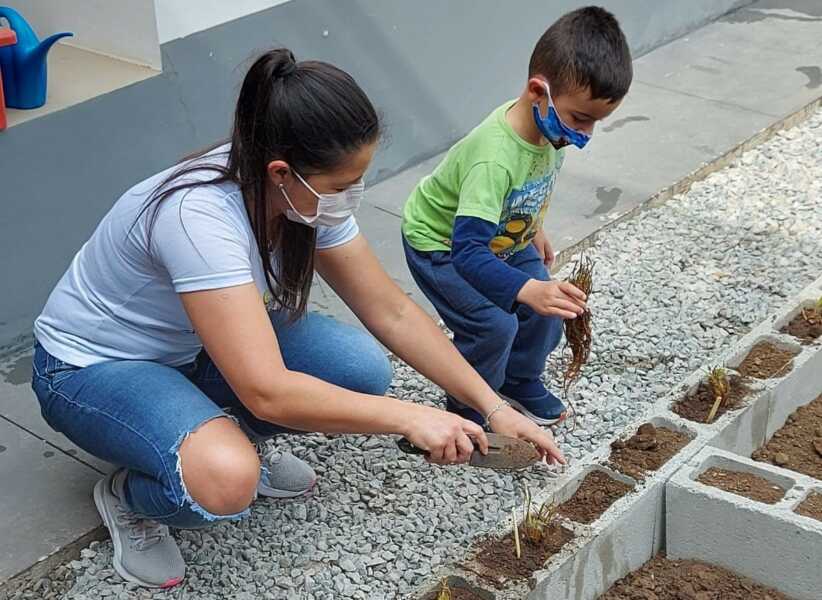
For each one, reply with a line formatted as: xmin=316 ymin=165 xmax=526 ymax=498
xmin=2 ymin=0 xmax=161 ymax=69
xmin=153 ymin=0 xmax=292 ymax=44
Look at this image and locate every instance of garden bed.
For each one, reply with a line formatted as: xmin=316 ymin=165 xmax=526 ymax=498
xmin=418 ymin=576 xmax=494 ymax=600
xmin=696 ymin=466 xmax=786 ymax=504
xmin=598 ymin=554 xmax=792 ymax=600
xmin=672 ymin=373 xmax=750 ymax=423
xmin=608 ymin=423 xmax=691 ymax=480
xmin=735 ymin=341 xmax=799 ymax=379
xmin=794 ymin=491 xmax=822 ymax=522
xmin=780 ymin=304 xmax=822 ymax=344
xmin=556 ymin=471 xmax=634 ymax=524
xmin=751 ymin=393 xmax=822 ymax=480
xmin=468 ymin=524 xmax=574 ymax=587
xmin=410 ymin=278 xmax=822 ymax=600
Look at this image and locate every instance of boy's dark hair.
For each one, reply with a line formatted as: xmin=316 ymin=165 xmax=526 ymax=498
xmin=529 ymin=6 xmax=632 ymax=102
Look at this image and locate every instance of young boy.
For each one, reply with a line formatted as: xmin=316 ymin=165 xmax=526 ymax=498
xmin=402 ymin=6 xmax=633 ymax=427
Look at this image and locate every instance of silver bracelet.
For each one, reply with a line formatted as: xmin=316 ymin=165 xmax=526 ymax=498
xmin=484 ymin=399 xmax=509 ymax=428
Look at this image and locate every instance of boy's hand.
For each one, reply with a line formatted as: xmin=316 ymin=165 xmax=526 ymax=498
xmin=487 ymin=405 xmax=565 ymax=465
xmin=516 ymin=279 xmax=586 ymax=319
xmin=532 ymin=230 xmax=555 ymax=267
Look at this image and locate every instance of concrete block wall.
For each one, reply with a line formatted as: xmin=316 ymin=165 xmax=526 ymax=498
xmin=408 ymin=413 xmax=707 ymax=600
xmin=409 ymin=274 xmax=822 ymax=600
xmin=628 ymin=275 xmax=822 ymax=460
xmin=664 ymin=274 xmax=822 ymax=457
xmin=661 ymin=276 xmax=822 ymax=600
xmin=524 ymin=416 xmax=705 ymax=600
xmin=666 ymin=447 xmax=822 ymax=600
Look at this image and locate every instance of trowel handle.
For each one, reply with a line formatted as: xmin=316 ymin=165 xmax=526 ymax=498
xmin=396 ymin=437 xmax=427 ymax=455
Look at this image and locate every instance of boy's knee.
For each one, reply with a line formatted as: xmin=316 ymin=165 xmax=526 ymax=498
xmin=480 ymin=311 xmax=519 ymax=346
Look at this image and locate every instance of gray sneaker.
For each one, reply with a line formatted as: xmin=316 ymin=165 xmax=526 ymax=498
xmin=93 ymin=470 xmax=185 ymax=588
xmin=257 ymin=448 xmax=317 ymax=498
xmin=235 ymin=416 xmax=317 ymax=498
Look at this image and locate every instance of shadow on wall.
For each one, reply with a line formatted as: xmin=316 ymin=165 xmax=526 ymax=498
xmin=722 ymin=0 xmax=822 ymax=23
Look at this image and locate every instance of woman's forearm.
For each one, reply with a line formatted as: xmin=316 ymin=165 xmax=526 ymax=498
xmin=249 ymin=370 xmax=417 ymax=435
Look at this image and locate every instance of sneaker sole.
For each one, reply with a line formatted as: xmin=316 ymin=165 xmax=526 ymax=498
xmin=93 ymin=478 xmax=184 ymax=589
xmin=501 ymin=395 xmax=568 ymax=427
xmin=257 ymin=477 xmax=317 ymax=499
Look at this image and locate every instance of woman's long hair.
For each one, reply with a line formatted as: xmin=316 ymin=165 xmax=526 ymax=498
xmin=138 ymin=48 xmax=380 ymax=319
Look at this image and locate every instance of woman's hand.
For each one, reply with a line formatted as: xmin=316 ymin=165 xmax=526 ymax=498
xmin=402 ymin=404 xmax=489 ymax=466
xmin=532 ymin=229 xmax=555 ymax=267
xmin=488 ymin=405 xmax=566 ymax=465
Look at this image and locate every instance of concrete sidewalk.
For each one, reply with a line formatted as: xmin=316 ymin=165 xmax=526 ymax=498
xmin=1 ymin=0 xmax=821 ymax=592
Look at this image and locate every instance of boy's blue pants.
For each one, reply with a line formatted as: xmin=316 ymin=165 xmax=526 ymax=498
xmin=403 ymin=237 xmax=563 ymax=412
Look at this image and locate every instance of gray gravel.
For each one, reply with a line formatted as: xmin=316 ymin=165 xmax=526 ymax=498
xmin=12 ymin=108 xmax=822 ymax=600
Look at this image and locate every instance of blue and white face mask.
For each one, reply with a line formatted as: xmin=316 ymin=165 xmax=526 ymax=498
xmin=532 ymin=81 xmax=591 ymax=150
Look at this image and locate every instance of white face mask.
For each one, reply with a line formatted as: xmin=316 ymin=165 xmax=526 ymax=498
xmin=279 ymin=170 xmax=364 ymax=228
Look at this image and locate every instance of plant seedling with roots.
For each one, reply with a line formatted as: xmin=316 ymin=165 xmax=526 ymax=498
xmin=563 ymin=254 xmax=593 ymax=392
xmin=435 ymin=578 xmax=452 ymax=600
xmin=562 ymin=254 xmax=594 ymax=429
xmin=802 ymin=296 xmax=822 ymax=323
xmin=520 ymin=486 xmax=560 ymax=547
xmin=705 ymin=366 xmax=731 ymax=423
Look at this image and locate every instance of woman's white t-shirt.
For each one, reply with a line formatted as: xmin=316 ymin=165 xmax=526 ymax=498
xmin=34 ymin=145 xmax=359 ymax=368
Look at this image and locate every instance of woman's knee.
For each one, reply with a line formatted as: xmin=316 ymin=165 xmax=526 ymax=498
xmin=178 ymin=417 xmax=260 ymax=516
xmin=314 ymin=320 xmax=392 ymax=395
xmin=273 ymin=313 xmax=392 ymax=395
xmin=344 ymin=330 xmax=393 ymax=395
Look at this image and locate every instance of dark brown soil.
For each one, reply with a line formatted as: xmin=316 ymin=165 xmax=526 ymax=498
xmin=672 ymin=375 xmax=750 ymax=423
xmin=424 ymin=583 xmax=490 ymax=600
xmin=781 ymin=308 xmax=822 ymax=343
xmin=752 ymin=393 xmax=822 ymax=480
xmin=599 ymin=553 xmax=792 ymax=600
xmin=471 ymin=524 xmax=574 ymax=586
xmin=557 ymin=470 xmax=634 ymax=524
xmin=736 ymin=342 xmax=798 ymax=379
xmin=795 ymin=492 xmax=822 ymax=522
xmin=697 ymin=466 xmax=786 ymax=504
xmin=608 ymin=423 xmax=691 ymax=480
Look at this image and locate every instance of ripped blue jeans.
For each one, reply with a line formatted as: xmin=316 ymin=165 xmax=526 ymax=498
xmin=31 ymin=313 xmax=392 ymax=529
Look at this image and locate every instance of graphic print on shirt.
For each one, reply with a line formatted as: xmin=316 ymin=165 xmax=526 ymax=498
xmin=489 ymin=167 xmax=558 ymax=259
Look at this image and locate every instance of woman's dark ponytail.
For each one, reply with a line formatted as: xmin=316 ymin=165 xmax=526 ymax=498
xmin=138 ymin=48 xmax=380 ymax=319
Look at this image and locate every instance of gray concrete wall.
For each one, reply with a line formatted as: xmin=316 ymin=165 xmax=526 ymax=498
xmin=0 ymin=0 xmax=753 ymax=348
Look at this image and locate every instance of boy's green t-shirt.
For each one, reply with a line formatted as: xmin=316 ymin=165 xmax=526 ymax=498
xmin=402 ymin=100 xmax=564 ymax=259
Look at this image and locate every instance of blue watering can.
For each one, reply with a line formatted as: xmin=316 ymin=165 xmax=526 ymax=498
xmin=0 ymin=6 xmax=72 ymax=109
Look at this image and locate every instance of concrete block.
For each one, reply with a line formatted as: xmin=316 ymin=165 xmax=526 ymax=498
xmin=762 ymin=337 xmax=822 ymax=442
xmin=667 ymin=447 xmax=822 ymax=600
xmin=525 ymin=473 xmax=653 ymax=600
xmin=705 ymin=385 xmax=771 ymax=457
xmin=662 ymin=365 xmax=770 ymax=458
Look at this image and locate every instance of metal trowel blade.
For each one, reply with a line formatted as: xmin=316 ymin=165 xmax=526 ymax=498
xmin=469 ymin=433 xmax=541 ymax=470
